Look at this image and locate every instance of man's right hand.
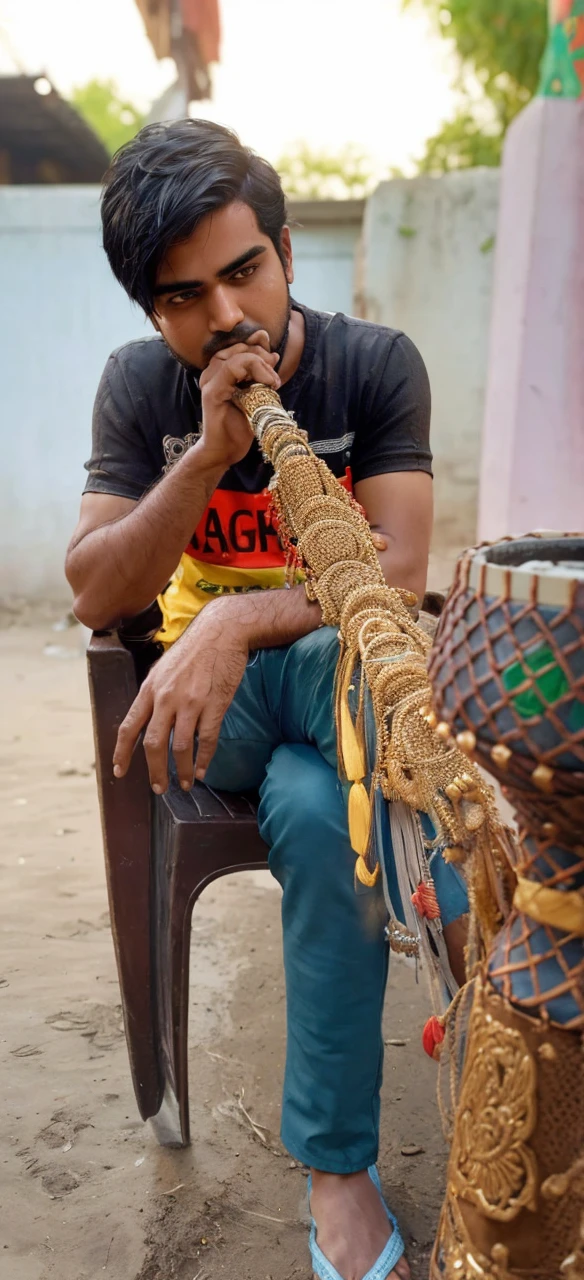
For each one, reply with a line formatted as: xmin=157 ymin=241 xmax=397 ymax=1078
xmin=65 ymin=332 xmax=282 ymax=632
xmin=198 ymin=329 xmax=281 ymax=469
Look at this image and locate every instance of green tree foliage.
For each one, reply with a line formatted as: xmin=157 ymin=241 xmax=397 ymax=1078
xmin=69 ymin=80 xmax=146 ymax=156
xmin=277 ymin=144 xmax=377 ymax=199
xmin=413 ymin=0 xmax=548 ymax=171
xmin=416 ymin=109 xmax=504 ymax=173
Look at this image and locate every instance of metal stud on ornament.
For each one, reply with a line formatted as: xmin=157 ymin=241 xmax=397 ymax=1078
xmin=533 ymin=763 xmax=555 ymax=793
xmin=461 ymin=801 xmax=486 ymax=833
xmin=456 ymin=730 xmax=477 ymax=756
xmin=491 ymin=1243 xmax=510 ymax=1268
xmin=443 ymin=845 xmax=467 ymax=864
xmin=491 ymin=742 xmax=512 ymax=769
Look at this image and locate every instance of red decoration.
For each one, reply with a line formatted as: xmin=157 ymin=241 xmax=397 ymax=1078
xmin=180 ymin=0 xmax=221 ymax=65
xmin=411 ymin=879 xmax=440 ymax=920
xmin=422 ymin=1015 xmax=445 ymax=1061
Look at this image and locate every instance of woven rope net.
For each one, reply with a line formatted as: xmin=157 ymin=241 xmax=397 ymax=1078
xmin=427 ymin=538 xmax=584 ymax=1275
xmin=429 ymin=541 xmax=584 ymax=1027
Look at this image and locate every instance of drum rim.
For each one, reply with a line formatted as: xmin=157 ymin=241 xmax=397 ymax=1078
xmin=466 ymin=536 xmax=584 ymax=606
xmin=483 ymin=535 xmax=584 ymax=569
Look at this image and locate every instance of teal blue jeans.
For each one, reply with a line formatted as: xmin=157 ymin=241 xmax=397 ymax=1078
xmin=203 ymin=626 xmax=468 ymax=1173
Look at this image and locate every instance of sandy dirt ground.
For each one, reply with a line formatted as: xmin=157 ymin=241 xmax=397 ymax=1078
xmin=1 ymin=616 xmax=448 ymax=1280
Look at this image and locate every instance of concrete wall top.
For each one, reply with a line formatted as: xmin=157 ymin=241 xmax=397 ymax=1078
xmin=0 ymin=187 xmax=365 ymax=230
xmin=0 ymin=185 xmax=104 ymax=229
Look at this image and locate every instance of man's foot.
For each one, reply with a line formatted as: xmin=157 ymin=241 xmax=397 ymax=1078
xmin=309 ymin=1169 xmax=411 ymax=1280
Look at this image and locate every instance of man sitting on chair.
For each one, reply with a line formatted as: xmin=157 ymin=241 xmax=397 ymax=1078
xmin=66 ymin=119 xmax=467 ymax=1280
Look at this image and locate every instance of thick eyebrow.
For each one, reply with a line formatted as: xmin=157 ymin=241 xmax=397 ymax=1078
xmin=153 ymin=245 xmax=267 ymax=297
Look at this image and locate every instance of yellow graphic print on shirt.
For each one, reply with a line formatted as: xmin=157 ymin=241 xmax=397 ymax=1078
xmin=156 ymin=472 xmax=352 ymax=648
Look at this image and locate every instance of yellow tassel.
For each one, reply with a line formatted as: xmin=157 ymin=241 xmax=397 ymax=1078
xmin=356 ymin=855 xmax=380 ymax=887
xmin=348 ymin=780 xmax=371 ymax=856
xmin=337 ymin=651 xmax=367 ymax=782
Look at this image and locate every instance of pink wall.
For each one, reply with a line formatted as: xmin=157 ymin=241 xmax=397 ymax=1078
xmin=479 ymin=98 xmax=584 ymax=541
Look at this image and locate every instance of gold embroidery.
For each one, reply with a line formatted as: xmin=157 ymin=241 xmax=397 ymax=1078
xmin=433 ymin=1197 xmax=513 ymax=1278
xmin=450 ymin=993 xmax=538 ymax=1222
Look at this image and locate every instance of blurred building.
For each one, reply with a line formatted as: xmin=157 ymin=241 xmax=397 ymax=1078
xmin=0 ymin=75 xmax=109 ymax=184
xmin=135 ymin=0 xmax=221 ymax=119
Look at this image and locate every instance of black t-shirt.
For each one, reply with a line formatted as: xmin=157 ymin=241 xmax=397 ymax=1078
xmin=85 ymin=300 xmax=432 ymax=501
xmin=84 ymin=301 xmax=432 ymax=643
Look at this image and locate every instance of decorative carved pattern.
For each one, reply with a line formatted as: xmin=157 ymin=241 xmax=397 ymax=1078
xmin=450 ymin=993 xmax=538 ymax=1222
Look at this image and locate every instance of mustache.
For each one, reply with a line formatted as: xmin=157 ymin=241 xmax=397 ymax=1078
xmin=202 ymin=321 xmax=269 ymax=362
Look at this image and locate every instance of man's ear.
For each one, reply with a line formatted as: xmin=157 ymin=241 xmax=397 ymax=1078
xmin=150 ymin=313 xmax=161 ymax=333
xmin=281 ymin=227 xmax=294 ymax=285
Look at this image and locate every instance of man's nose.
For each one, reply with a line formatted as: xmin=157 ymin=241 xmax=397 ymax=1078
xmin=207 ymin=285 xmax=245 ymax=334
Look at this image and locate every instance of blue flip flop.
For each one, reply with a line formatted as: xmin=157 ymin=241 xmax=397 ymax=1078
xmin=307 ymin=1164 xmax=405 ymax=1280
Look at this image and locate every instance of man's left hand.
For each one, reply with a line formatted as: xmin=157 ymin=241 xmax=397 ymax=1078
xmin=113 ymin=604 xmax=249 ymax=794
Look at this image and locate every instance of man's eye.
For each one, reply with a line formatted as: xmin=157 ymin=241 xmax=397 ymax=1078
xmin=168 ymin=290 xmax=200 ymax=305
xmin=232 ymin=264 xmax=258 ymax=281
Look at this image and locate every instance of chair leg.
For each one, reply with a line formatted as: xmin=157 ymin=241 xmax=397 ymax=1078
xmin=87 ymin=636 xmax=163 ymax=1126
xmin=148 ymin=796 xmax=199 ymax=1146
xmin=147 ymin=795 xmax=270 ymax=1147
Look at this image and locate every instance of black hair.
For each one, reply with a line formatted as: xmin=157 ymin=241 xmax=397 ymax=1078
xmin=101 ymin=118 xmax=288 ymax=313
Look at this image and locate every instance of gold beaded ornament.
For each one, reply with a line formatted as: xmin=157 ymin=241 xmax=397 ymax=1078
xmin=233 ymin=385 xmax=513 ymax=967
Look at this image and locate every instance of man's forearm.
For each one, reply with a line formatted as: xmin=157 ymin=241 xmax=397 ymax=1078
xmin=199 ymin=535 xmax=427 ymax=655
xmin=67 ymin=442 xmax=225 ymax=629
xmin=200 ymin=583 xmax=323 ymax=650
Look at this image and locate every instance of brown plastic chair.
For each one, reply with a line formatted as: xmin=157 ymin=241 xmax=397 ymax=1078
xmin=86 ymin=629 xmax=269 ymax=1147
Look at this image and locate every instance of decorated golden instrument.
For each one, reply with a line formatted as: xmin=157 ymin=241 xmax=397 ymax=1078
xmin=234 ymin=385 xmax=584 ymax=1278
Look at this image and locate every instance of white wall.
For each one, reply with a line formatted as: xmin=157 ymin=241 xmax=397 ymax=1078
xmin=356 ymin=170 xmax=500 ymax=584
xmin=0 ymin=188 xmax=149 ymax=602
xmin=0 ymin=188 xmax=362 ymax=601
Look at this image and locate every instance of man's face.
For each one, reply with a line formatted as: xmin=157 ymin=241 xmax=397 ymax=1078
xmin=151 ymin=201 xmax=294 ymax=371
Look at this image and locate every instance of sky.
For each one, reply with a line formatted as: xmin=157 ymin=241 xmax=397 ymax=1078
xmin=0 ymin=0 xmax=458 ymax=174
